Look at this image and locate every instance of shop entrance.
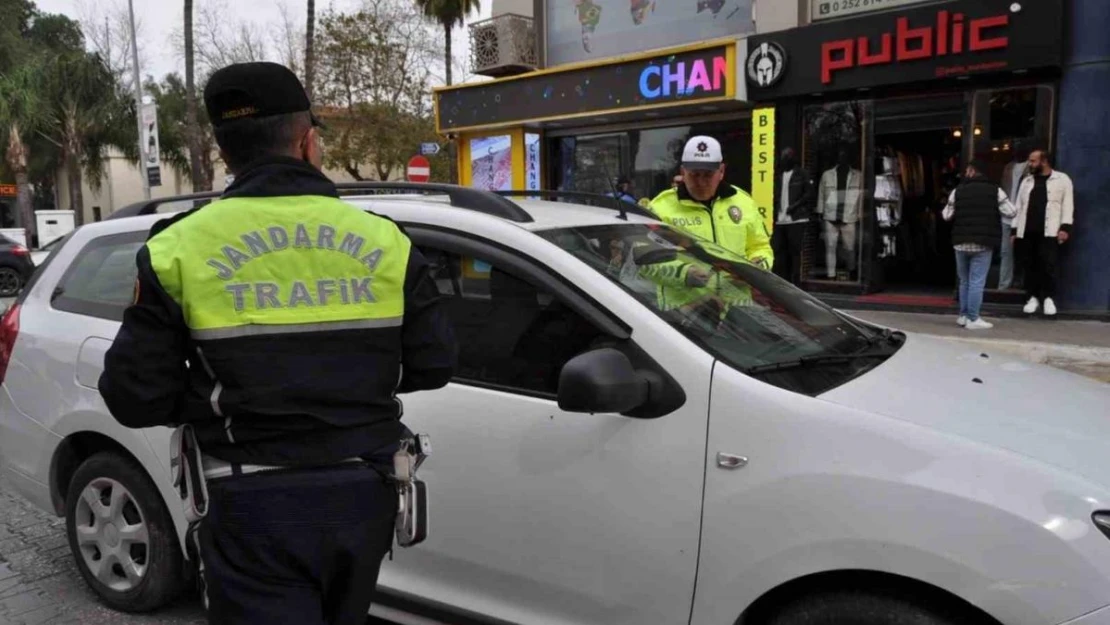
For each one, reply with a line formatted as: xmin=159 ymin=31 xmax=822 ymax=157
xmin=872 ymin=126 xmax=964 ymax=293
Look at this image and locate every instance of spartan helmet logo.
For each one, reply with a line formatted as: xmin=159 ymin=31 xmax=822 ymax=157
xmin=747 ymin=41 xmax=787 ymax=88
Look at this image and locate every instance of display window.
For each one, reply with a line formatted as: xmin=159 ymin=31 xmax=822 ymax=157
xmin=552 ymin=118 xmax=752 ymax=205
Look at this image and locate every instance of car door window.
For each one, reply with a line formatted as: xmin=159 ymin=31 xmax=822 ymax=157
xmin=419 ymin=245 xmax=606 ymax=397
xmin=52 ymin=231 xmax=146 ymax=322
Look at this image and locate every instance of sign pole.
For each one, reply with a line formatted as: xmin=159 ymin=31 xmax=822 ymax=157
xmin=128 ymin=0 xmax=150 ymax=200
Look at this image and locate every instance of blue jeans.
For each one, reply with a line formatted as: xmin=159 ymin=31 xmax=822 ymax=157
xmin=955 ymin=248 xmax=994 ymax=321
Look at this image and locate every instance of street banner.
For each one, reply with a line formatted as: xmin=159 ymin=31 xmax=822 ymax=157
xmin=751 ymin=107 xmax=775 ymax=233
xmin=141 ymin=102 xmax=162 ymax=187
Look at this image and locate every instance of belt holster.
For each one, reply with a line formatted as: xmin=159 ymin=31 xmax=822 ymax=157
xmin=393 ymin=434 xmax=431 ymax=548
xmin=170 ymin=424 xmax=209 ymax=529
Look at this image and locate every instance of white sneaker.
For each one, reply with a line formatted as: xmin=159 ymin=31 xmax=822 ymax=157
xmin=1043 ymin=298 xmax=1057 ymax=316
xmin=1023 ymin=297 xmax=1040 ymax=314
xmin=966 ymin=318 xmax=994 ymax=330
xmin=957 ymin=316 xmax=968 ymax=327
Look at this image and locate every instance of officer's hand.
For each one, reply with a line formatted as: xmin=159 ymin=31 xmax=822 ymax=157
xmin=685 ymin=266 xmax=711 ymax=287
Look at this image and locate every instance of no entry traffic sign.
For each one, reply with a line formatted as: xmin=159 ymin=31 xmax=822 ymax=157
xmin=406 ymin=155 xmax=431 ymax=183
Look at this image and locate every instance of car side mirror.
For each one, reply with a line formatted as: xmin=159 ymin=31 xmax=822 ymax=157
xmin=632 ymin=245 xmax=677 ymax=266
xmin=557 ymin=348 xmax=650 ymax=416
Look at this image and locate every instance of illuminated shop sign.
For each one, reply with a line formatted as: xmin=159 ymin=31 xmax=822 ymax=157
xmin=436 ymin=43 xmax=736 ymax=133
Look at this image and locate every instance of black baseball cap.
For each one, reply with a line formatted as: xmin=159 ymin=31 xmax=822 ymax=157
xmin=204 ymin=62 xmax=324 ymax=128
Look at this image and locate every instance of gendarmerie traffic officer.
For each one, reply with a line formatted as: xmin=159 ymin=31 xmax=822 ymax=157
xmin=98 ymin=61 xmax=457 ymax=625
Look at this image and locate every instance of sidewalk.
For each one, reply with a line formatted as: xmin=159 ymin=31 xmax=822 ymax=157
xmin=846 ymin=310 xmax=1110 ymax=383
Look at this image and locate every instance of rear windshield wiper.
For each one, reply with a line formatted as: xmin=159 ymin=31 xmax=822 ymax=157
xmin=743 ymin=351 xmax=892 ymax=375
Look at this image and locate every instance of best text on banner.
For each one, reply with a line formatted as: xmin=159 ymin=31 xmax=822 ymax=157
xmin=751 ymin=107 xmax=776 ymax=233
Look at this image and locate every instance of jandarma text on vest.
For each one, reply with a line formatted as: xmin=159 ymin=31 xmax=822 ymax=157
xmin=206 ymin=223 xmax=385 ymax=280
xmin=202 ymin=223 xmax=388 ymax=311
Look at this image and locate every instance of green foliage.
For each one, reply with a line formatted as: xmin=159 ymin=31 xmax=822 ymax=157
xmin=25 ymin=12 xmax=84 ymax=54
xmin=413 ymin=0 xmax=481 ymax=31
xmin=315 ymin=3 xmax=442 ymax=181
xmin=144 ymin=73 xmax=202 ymax=178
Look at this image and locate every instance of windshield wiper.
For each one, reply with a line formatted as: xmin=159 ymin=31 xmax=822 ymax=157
xmin=743 ymin=350 xmax=892 ymax=375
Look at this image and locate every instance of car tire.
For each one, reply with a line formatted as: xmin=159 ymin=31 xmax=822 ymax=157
xmin=765 ymin=590 xmax=981 ymax=625
xmin=0 ymin=265 xmax=23 ymax=297
xmin=65 ymin=452 xmax=186 ymax=613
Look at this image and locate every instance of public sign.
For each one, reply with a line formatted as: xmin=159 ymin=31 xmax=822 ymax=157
xmin=747 ymin=0 xmax=1063 ymax=98
xmin=141 ymin=102 xmax=162 ymax=187
xmin=406 ymin=155 xmax=431 ymax=183
xmin=811 ymin=0 xmax=932 ymax=22
xmin=420 ymin=142 xmax=441 ymax=156
xmin=0 ymin=184 xmax=16 ymax=197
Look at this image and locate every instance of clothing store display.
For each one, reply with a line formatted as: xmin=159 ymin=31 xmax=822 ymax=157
xmin=775 ymin=166 xmax=816 ymax=224
xmin=822 ymin=220 xmax=857 ymax=279
xmin=818 ymin=166 xmax=863 ymax=224
xmin=772 ymin=223 xmax=807 ymax=285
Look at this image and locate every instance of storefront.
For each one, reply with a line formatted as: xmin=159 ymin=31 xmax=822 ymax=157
xmin=434 ymin=38 xmax=755 ymax=207
xmin=745 ymin=0 xmax=1065 ymax=302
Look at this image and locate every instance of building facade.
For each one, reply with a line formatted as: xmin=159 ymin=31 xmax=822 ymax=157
xmin=440 ymin=0 xmax=1110 ymax=314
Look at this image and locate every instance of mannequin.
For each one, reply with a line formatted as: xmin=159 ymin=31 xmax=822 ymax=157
xmin=818 ymin=149 xmax=863 ymax=278
xmin=998 ymin=144 xmax=1030 ymax=290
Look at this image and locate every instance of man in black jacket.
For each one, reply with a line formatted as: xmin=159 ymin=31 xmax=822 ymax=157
xmin=99 ymin=62 xmax=457 ymax=624
xmin=771 ymin=147 xmax=815 ymax=285
xmin=942 ymin=160 xmax=1017 ymax=330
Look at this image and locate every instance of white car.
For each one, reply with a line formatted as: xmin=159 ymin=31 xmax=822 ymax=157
xmin=1 ymin=185 xmax=1109 ymax=625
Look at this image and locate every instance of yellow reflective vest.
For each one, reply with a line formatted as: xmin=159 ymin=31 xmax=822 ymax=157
xmin=648 ymin=184 xmax=774 ymax=270
xmin=99 ymin=158 xmax=456 ymax=465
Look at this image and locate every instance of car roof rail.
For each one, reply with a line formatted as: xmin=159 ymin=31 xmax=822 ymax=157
xmin=105 ymin=182 xmax=534 ymax=223
xmin=491 ymin=189 xmax=656 ymax=221
xmin=337 ymin=182 xmax=533 ymax=222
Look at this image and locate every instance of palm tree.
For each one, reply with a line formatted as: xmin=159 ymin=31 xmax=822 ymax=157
xmin=414 ymin=0 xmax=480 ymax=86
xmin=305 ymin=0 xmax=316 ymax=99
xmin=184 ymin=0 xmax=209 ymax=191
xmin=0 ymin=63 xmax=44 ymax=241
xmin=39 ymin=52 xmax=134 ymax=226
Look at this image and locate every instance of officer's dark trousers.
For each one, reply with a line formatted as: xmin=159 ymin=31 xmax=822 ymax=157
xmin=198 ymin=465 xmax=396 ymax=625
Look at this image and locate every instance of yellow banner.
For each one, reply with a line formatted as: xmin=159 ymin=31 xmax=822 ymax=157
xmin=751 ymin=108 xmax=776 ymax=233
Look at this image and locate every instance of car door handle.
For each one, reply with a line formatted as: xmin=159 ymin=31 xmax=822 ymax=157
xmin=716 ymin=452 xmax=748 ymax=470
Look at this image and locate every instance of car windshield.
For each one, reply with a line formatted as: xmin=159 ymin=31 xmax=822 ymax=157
xmin=537 ymin=222 xmax=904 ymax=395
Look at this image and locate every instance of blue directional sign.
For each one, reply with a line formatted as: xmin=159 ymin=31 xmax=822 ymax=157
xmin=420 ymin=142 xmax=441 ymax=156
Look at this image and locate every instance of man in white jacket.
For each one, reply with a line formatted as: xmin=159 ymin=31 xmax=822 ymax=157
xmin=1011 ymin=149 xmax=1074 ymax=317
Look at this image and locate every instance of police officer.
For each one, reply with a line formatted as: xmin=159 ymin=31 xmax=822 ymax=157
xmin=649 ymin=135 xmax=774 ymax=270
xmin=98 ymin=62 xmax=457 ymax=625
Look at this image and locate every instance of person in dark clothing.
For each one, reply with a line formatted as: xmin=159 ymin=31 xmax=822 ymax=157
xmin=1011 ymin=149 xmax=1075 ymax=316
xmin=771 ymin=147 xmax=816 ymax=285
xmin=608 ymin=175 xmax=638 ymax=205
xmin=942 ymin=161 xmax=1016 ymax=329
xmin=98 ymin=62 xmax=457 ymax=625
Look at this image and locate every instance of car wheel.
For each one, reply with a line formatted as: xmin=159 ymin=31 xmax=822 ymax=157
xmin=65 ymin=452 xmax=185 ymax=612
xmin=765 ymin=590 xmax=982 ymax=625
xmin=0 ymin=266 xmax=22 ymax=297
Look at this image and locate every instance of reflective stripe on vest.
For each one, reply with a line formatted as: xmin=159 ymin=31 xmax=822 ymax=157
xmin=146 ymin=195 xmax=409 ymax=338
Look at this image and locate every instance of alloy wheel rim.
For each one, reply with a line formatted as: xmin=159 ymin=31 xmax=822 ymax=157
xmin=73 ymin=477 xmax=150 ymax=592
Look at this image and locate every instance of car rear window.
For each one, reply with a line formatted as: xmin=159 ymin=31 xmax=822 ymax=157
xmin=52 ymin=231 xmax=146 ymax=322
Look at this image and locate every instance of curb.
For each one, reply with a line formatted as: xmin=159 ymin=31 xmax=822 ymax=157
xmin=915 ymin=333 xmax=1110 ymax=366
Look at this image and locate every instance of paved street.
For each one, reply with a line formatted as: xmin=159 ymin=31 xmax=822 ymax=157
xmin=0 ymin=475 xmax=204 ymax=625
